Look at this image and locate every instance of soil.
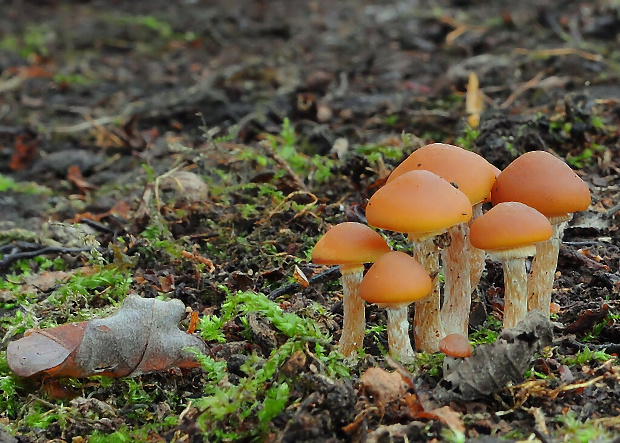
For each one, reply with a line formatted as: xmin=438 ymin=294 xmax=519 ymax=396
xmin=1 ymin=0 xmax=619 ymax=441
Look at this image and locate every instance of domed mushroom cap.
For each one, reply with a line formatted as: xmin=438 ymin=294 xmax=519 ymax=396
xmin=469 ymin=202 xmax=553 ymax=252
xmin=311 ymin=222 xmax=390 ymax=266
xmin=439 ymin=333 xmax=472 ymax=358
xmin=387 ymin=143 xmax=497 ymax=205
xmin=358 ymin=251 xmax=432 ymax=305
xmin=491 ymin=150 xmax=591 ymax=219
xmin=367 ymin=170 xmax=472 ymax=237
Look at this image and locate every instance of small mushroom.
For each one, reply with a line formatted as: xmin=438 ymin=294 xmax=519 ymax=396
xmin=311 ymin=222 xmax=391 ymax=356
xmin=358 ymin=251 xmax=432 ymax=363
xmin=491 ymin=151 xmax=591 ymax=317
xmin=366 ymin=170 xmax=472 ymax=352
xmin=469 ymin=202 xmax=553 ymax=329
xmin=439 ymin=333 xmax=472 ymax=376
xmin=386 ymin=143 xmax=498 ymax=337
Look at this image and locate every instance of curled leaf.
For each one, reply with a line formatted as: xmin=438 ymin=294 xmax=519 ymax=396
xmin=7 ymin=295 xmax=206 ymax=378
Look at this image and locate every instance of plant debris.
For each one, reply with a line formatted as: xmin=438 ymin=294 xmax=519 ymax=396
xmin=434 ymin=311 xmax=553 ymax=401
xmin=7 ymin=295 xmax=206 ymax=378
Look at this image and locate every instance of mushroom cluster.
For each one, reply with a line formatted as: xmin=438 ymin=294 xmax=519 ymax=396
xmin=310 ymin=145 xmax=590 ymax=363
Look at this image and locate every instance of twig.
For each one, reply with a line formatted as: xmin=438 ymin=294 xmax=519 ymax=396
xmin=500 ymin=71 xmax=546 ymax=109
xmin=0 ymin=246 xmax=97 ymax=268
xmin=267 ymin=266 xmax=340 ymax=300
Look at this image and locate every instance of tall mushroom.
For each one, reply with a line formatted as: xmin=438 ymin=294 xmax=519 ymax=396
xmin=366 ymin=170 xmax=472 ymax=352
xmin=311 ymin=222 xmax=391 ymax=356
xmin=358 ymin=251 xmax=432 ymax=363
xmin=491 ymin=151 xmax=591 ymax=317
xmin=387 ymin=143 xmax=497 ymax=337
xmin=469 ymin=202 xmax=553 ymax=329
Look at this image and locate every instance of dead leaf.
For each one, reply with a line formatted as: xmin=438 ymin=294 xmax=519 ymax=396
xmin=416 ymin=405 xmax=465 ymax=434
xmin=563 ymin=303 xmax=610 ymax=334
xmin=434 ymin=311 xmax=553 ymax=401
xmin=9 ymin=135 xmax=38 ymax=170
xmin=67 ymin=165 xmax=96 ymax=193
xmin=7 ymin=294 xmax=206 ymax=378
xmin=360 ymin=367 xmax=408 ymax=404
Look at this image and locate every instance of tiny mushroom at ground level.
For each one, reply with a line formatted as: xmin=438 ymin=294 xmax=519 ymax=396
xmin=311 ymin=222 xmax=391 ymax=357
xmin=366 ymin=170 xmax=472 ymax=352
xmin=387 ymin=143 xmax=498 ymax=338
xmin=491 ymin=150 xmax=591 ymax=317
xmin=358 ymin=251 xmax=432 ymax=363
xmin=469 ymin=202 xmax=553 ymax=329
xmin=439 ymin=333 xmax=472 ymax=376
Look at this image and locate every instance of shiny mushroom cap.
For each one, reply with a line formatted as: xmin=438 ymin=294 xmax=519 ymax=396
xmin=387 ymin=143 xmax=497 ymax=205
xmin=439 ymin=333 xmax=472 ymax=358
xmin=358 ymin=251 xmax=432 ymax=306
xmin=367 ymin=170 xmax=472 ymax=240
xmin=311 ymin=222 xmax=390 ymax=272
xmin=469 ymin=202 xmax=553 ymax=258
xmin=491 ymin=150 xmax=591 ymax=222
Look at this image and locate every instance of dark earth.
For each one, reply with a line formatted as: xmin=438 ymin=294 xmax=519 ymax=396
xmin=1 ymin=0 xmax=619 ymax=441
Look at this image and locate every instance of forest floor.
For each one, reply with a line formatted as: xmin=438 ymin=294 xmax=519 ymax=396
xmin=1 ymin=0 xmax=619 ymax=441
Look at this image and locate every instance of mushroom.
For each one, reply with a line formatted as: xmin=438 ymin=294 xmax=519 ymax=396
xmin=469 ymin=202 xmax=553 ymax=329
xmin=387 ymin=143 xmax=497 ymax=337
xmin=439 ymin=333 xmax=472 ymax=376
xmin=491 ymin=151 xmax=591 ymax=317
xmin=311 ymin=222 xmax=391 ymax=356
xmin=366 ymin=170 xmax=472 ymax=352
xmin=469 ymin=163 xmax=502 ymax=292
xmin=358 ymin=251 xmax=432 ymax=363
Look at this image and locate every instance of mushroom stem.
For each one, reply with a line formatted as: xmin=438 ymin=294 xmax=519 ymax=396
xmin=385 ymin=305 xmax=415 ymax=364
xmin=501 ymin=257 xmax=529 ymax=329
xmin=468 ymin=203 xmax=486 ymax=291
xmin=339 ymin=266 xmax=365 ymax=357
xmin=411 ymin=236 xmax=444 ymax=352
xmin=527 ymin=220 xmax=567 ymax=317
xmin=441 ymin=222 xmax=471 ymax=337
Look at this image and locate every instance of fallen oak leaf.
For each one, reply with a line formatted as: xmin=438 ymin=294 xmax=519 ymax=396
xmin=7 ymin=294 xmax=206 ymax=378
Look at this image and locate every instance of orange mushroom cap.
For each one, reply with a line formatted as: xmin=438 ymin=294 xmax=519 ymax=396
xmin=311 ymin=222 xmax=390 ymax=267
xmin=366 ymin=170 xmax=472 ymax=238
xmin=469 ymin=202 xmax=553 ymax=253
xmin=491 ymin=151 xmax=591 ymax=219
xmin=358 ymin=251 xmax=432 ymax=305
xmin=439 ymin=333 xmax=472 ymax=358
xmin=387 ymin=143 xmax=497 ymax=205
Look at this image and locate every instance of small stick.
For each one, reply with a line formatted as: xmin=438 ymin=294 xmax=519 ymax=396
xmin=0 ymin=246 xmax=97 ymax=268
xmin=268 ymin=266 xmax=340 ymax=300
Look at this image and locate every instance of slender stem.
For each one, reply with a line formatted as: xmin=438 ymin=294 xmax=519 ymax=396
xmin=441 ymin=223 xmax=471 ymax=337
xmin=339 ymin=269 xmax=365 ymax=356
xmin=468 ymin=203 xmax=486 ymax=291
xmin=502 ymin=258 xmax=528 ymax=329
xmin=411 ymin=237 xmax=443 ymax=352
xmin=527 ymin=222 xmax=565 ymax=317
xmin=386 ymin=306 xmax=415 ymax=364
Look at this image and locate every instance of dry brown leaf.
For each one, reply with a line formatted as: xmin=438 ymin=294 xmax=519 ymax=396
xmin=360 ymin=367 xmax=408 ymax=404
xmin=9 ymin=135 xmax=38 ymax=170
xmin=417 ymin=405 xmax=465 ymax=434
xmin=67 ymin=165 xmax=96 ymax=193
xmin=7 ymin=295 xmax=206 ymax=378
